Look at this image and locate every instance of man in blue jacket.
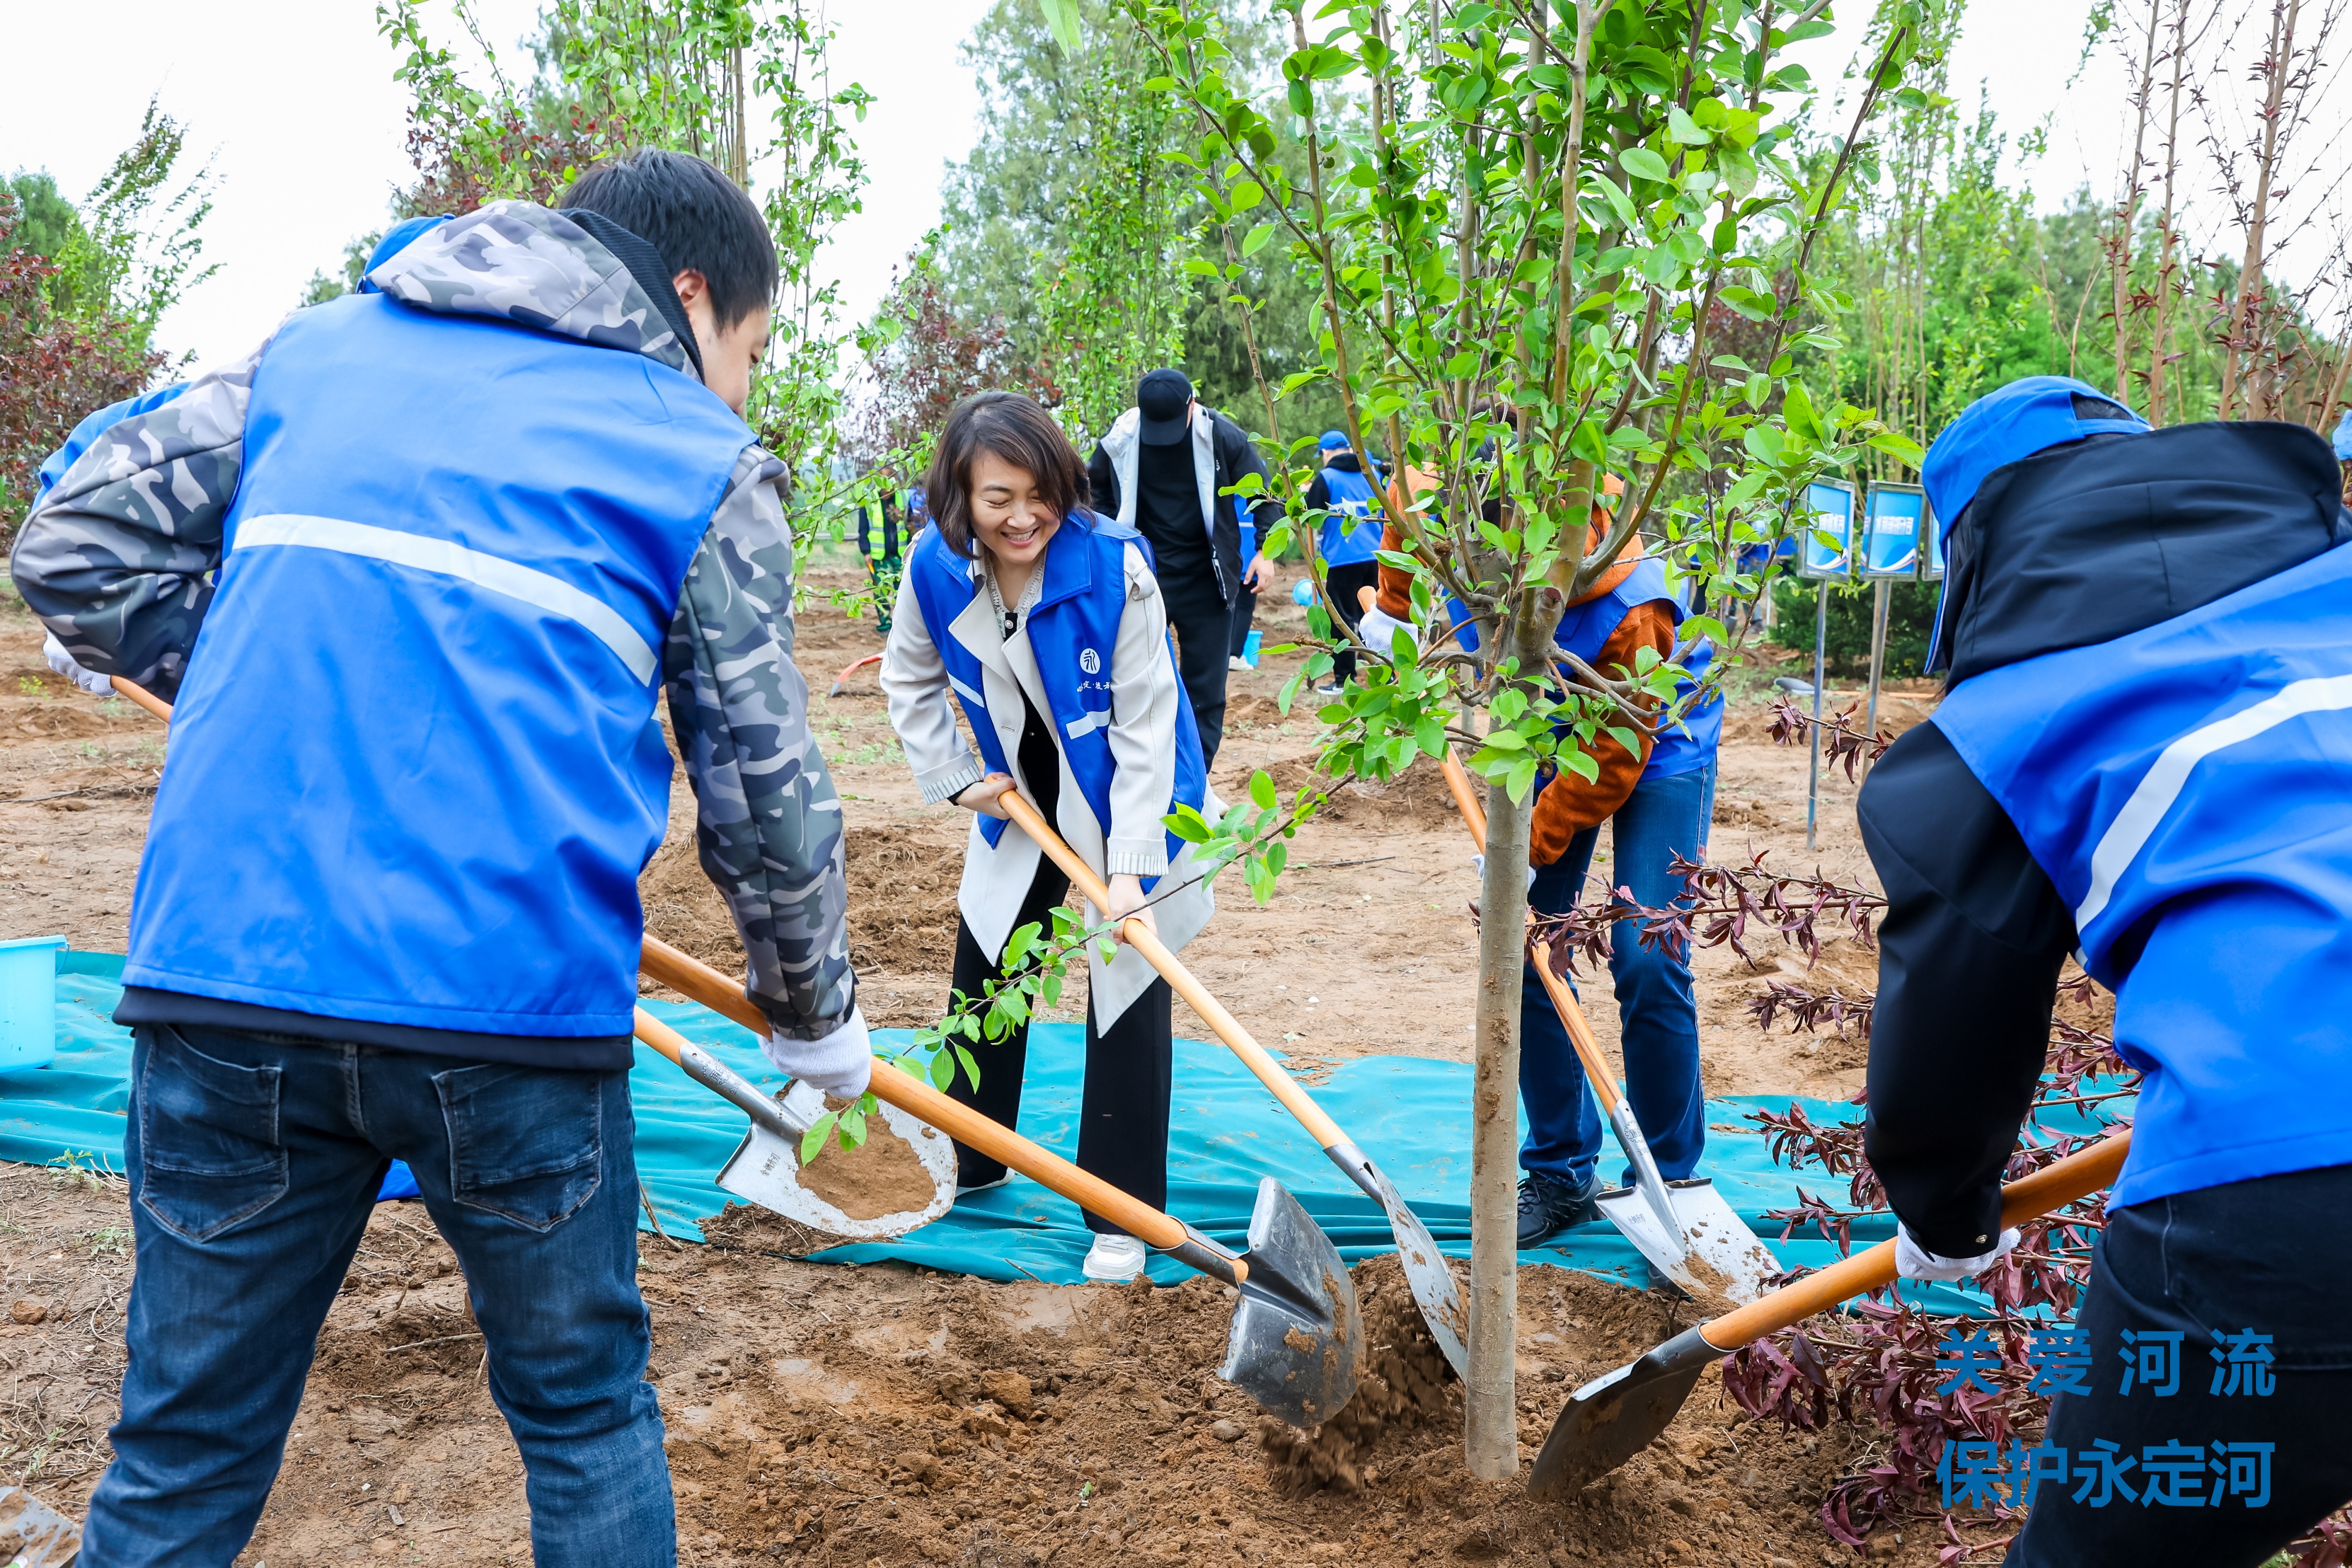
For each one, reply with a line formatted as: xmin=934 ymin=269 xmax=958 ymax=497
xmin=1858 ymin=377 xmax=2352 ymax=1565
xmin=12 ymin=150 xmax=864 ymax=1568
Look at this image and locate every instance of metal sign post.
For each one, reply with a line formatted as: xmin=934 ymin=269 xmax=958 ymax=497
xmin=1796 ymin=479 xmax=1856 ymax=851
xmin=1859 ymin=481 xmax=1927 ymax=759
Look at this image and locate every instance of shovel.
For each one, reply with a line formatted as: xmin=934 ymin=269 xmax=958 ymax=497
xmin=993 ymin=790 xmax=1470 ymax=1383
xmin=632 ymin=1007 xmax=955 ymax=1241
xmin=827 ymin=652 xmax=882 ymax=698
xmin=1531 ymin=1128 xmax=2132 ymax=1497
xmin=641 ymin=936 xmax=1364 ymax=1429
xmin=1439 ymin=747 xmax=1779 ymax=1303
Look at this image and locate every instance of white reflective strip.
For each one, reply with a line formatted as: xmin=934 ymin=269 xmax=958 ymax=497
xmin=232 ymin=514 xmax=659 ymax=683
xmin=949 ymin=674 xmax=987 ymax=710
xmin=2074 ymin=671 xmax=2352 ymax=933
xmin=1064 ymin=708 xmax=1111 ymax=740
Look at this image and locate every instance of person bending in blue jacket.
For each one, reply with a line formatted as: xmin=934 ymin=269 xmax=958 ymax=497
xmin=1859 ymin=377 xmax=2352 ymax=1566
xmin=11 ymin=150 xmax=866 ymax=1568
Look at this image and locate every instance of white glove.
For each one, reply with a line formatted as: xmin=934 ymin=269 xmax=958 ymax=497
xmin=42 ymin=633 xmax=113 ymax=697
xmin=1470 ymin=853 xmax=1538 ymax=893
xmin=1895 ymin=1223 xmax=2020 ymax=1282
xmin=764 ymin=1005 xmax=872 ymax=1102
xmin=1357 ymin=603 xmax=1417 ymax=657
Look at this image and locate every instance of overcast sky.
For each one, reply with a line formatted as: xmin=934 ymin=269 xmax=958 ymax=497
xmin=2 ymin=0 xmax=2327 ymax=381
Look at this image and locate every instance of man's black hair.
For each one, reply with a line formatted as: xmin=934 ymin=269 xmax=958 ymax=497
xmin=558 ymin=149 xmax=778 ymax=333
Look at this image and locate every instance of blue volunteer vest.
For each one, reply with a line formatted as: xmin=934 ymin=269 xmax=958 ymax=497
xmin=1933 ymin=541 xmax=2352 ymax=1208
xmin=1451 ymin=556 xmax=1722 ymax=782
xmin=1316 ymin=463 xmax=1386 ymax=567
xmin=123 ymin=292 xmax=754 ymax=1040
xmin=904 ymin=515 xmax=1207 ymax=878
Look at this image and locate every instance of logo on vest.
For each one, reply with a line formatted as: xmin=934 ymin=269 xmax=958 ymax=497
xmin=1079 ymin=647 xmax=1101 ymax=675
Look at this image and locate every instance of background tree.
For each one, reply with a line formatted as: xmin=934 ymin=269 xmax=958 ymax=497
xmin=377 ymin=0 xmax=871 ymax=510
xmin=2 ymin=102 xmax=215 ymax=530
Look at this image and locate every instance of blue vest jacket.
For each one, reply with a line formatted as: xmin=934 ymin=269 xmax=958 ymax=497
xmin=122 ymin=291 xmax=753 ymax=1041
xmin=1933 ymin=540 xmax=2352 ymax=1207
xmin=1450 ymin=556 xmax=1722 ymax=782
xmin=1316 ymin=463 xmax=1386 ymax=567
xmin=904 ymin=515 xmax=1207 ymax=878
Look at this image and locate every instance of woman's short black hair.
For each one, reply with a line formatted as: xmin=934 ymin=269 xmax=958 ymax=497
xmin=558 ymin=149 xmax=778 ymax=331
xmin=926 ymin=393 xmax=1091 ymax=559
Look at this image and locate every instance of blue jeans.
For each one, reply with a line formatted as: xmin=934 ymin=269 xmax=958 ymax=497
xmin=1518 ymin=760 xmax=1714 ymax=1190
xmin=85 ymin=1023 xmax=673 ymax=1568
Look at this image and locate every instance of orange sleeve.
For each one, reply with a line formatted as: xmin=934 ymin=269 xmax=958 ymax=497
xmin=1375 ymin=467 xmax=1438 ymax=617
xmin=1527 ymin=601 xmax=1679 ymax=867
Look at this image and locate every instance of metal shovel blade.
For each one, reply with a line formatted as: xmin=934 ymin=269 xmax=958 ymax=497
xmin=1348 ymin=1151 xmax=1468 ymax=1381
xmin=716 ymin=1084 xmax=956 ymax=1242
xmin=1220 ymin=1177 xmax=1365 ymax=1430
xmin=1595 ymin=1178 xmax=1780 ymax=1304
xmin=0 ymin=1484 xmax=79 ymax=1568
xmin=1529 ymin=1324 xmax=1718 ymax=1498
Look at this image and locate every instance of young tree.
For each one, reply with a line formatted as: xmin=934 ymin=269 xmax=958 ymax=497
xmin=1089 ymin=0 xmax=1927 ymax=1473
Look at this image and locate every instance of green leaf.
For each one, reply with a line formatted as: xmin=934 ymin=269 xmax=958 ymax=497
xmin=1249 ymin=769 xmax=1278 ymax=810
xmin=1618 ymin=146 xmax=1672 ymax=183
xmin=1036 ymin=0 xmax=1081 ymax=54
xmin=1666 ymin=105 xmax=1713 ymax=145
xmin=1229 ymin=179 xmax=1264 ymax=212
xmin=1867 ymin=430 xmax=1927 ymax=466
xmin=799 ymin=1109 xmax=840 ymax=1166
xmin=1241 ymin=221 xmax=1276 ymax=257
xmin=1783 ymin=383 xmax=1826 ymax=444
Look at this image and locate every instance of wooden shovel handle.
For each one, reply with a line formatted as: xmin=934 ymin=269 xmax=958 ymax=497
xmin=1442 ymin=746 xmax=1623 ymax=1111
xmin=993 ymin=791 xmax=1348 ymax=1151
xmin=1699 ymin=1128 xmax=2133 ymax=1351
xmin=637 ymin=935 xmax=1191 ymax=1251
xmin=1526 ymin=937 xmax=1625 ymax=1116
xmin=111 ymin=677 xmax=175 ymax=723
xmin=1439 ymin=747 xmax=1487 ymax=844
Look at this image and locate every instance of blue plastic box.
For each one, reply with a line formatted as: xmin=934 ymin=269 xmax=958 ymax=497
xmin=0 ymin=937 xmax=67 ymax=1073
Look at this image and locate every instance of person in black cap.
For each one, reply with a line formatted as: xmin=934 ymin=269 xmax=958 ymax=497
xmin=1085 ymin=368 xmax=1277 ymax=764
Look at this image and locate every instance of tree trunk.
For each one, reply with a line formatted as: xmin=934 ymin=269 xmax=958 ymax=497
xmin=1466 ymin=747 xmax=1534 ymax=1479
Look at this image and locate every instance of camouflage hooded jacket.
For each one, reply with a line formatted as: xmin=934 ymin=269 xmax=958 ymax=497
xmin=9 ymin=202 xmax=854 ymax=1044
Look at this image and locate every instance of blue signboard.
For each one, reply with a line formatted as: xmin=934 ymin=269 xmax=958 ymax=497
xmin=1920 ymin=492 xmax=1945 ymax=581
xmin=1861 ymin=482 xmax=1926 ymax=578
xmin=1797 ymin=479 xmax=1854 ymax=581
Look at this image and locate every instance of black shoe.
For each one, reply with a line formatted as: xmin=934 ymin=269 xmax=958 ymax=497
xmin=1516 ymin=1172 xmax=1597 ymax=1247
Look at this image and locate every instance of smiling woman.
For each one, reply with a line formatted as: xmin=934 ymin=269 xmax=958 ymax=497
xmin=877 ymin=389 xmax=1218 ymax=1286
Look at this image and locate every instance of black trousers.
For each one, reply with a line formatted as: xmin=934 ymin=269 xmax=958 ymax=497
xmin=1158 ymin=571 xmax=1232 ymax=765
xmin=944 ymin=856 xmax=1173 ymax=1237
xmin=1228 ymin=584 xmax=1258 ymax=658
xmin=2006 ymin=1162 xmax=2352 ymax=1566
xmin=1325 ymin=559 xmax=1380 ymax=685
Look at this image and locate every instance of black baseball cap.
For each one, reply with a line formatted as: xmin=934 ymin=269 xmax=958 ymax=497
xmin=1137 ymin=368 xmax=1195 ymax=445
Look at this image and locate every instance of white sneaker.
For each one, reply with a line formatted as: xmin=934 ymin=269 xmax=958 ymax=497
xmin=1081 ymin=1232 xmax=1148 ymax=1282
xmin=958 ymin=1171 xmax=1011 ymax=1195
xmin=1228 ymin=655 xmax=1250 ymax=672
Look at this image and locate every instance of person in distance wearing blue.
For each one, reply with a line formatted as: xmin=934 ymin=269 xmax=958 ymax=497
xmin=1856 ymin=377 xmax=2352 ymax=1565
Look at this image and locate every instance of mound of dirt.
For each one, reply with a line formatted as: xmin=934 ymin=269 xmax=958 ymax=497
xmin=1252 ymin=754 xmax=1480 ymax=830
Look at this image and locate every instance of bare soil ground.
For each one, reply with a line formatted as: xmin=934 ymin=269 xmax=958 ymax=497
xmin=0 ymin=563 xmax=1956 ymax=1567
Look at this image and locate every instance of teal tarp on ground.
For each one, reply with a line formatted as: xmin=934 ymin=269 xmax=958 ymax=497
xmin=13 ymin=952 xmax=2046 ymax=1314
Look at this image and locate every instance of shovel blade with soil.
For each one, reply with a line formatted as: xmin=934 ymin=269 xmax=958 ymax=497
xmin=1531 ymin=1129 xmax=2132 ymax=1498
xmin=636 ymin=1010 xmax=957 ymax=1241
xmin=0 ymin=1484 xmax=80 ymax=1568
xmin=1219 ymin=1177 xmax=1366 ymax=1431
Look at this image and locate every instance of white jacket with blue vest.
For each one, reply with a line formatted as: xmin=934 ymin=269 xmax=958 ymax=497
xmin=10 ymin=203 xmax=857 ymax=1067
xmin=880 ymin=512 xmax=1217 ymax=1027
